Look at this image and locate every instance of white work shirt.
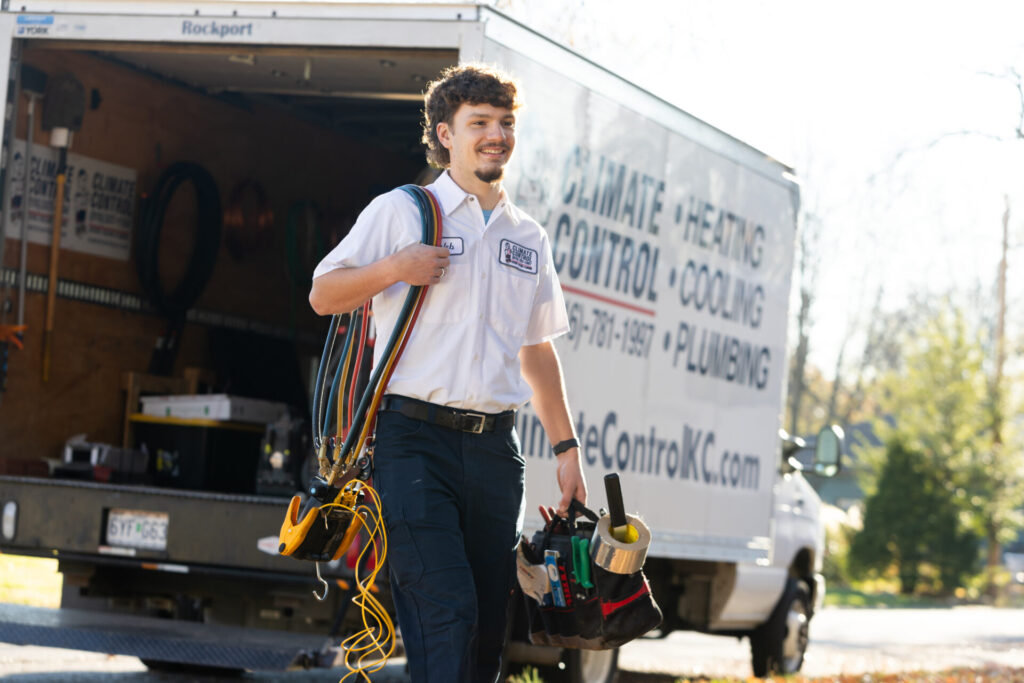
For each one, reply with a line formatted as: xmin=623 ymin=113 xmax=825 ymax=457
xmin=313 ymin=171 xmax=569 ymax=413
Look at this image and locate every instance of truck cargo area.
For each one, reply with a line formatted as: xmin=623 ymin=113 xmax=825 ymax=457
xmin=1 ymin=38 xmax=457 ymax=465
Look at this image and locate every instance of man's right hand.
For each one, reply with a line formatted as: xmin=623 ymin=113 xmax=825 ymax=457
xmin=310 ymin=243 xmax=450 ymax=316
xmin=390 ymin=243 xmax=450 ymax=286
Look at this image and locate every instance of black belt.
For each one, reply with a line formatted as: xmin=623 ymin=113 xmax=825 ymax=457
xmin=380 ymin=395 xmax=515 ymax=434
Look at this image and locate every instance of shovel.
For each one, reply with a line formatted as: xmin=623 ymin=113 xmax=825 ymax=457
xmin=40 ymin=72 xmax=85 ymax=382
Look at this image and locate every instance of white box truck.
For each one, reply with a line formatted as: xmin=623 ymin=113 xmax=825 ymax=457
xmin=0 ymin=2 xmax=840 ymax=680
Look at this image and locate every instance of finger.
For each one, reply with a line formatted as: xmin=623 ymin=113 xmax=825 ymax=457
xmin=556 ymin=491 xmax=573 ymax=517
xmin=538 ymin=505 xmax=551 ymax=524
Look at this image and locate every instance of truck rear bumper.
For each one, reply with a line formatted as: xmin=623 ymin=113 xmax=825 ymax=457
xmin=0 ymin=602 xmax=327 ymax=671
xmin=0 ymin=475 xmax=305 ymax=575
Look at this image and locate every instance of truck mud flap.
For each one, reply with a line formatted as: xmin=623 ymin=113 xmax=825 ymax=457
xmin=0 ymin=602 xmax=329 ymax=671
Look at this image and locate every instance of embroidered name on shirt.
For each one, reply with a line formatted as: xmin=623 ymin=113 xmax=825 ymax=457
xmin=442 ymin=236 xmax=464 ymax=255
xmin=498 ymin=239 xmax=538 ymax=275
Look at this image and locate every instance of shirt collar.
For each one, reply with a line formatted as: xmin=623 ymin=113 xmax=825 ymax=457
xmin=430 ymin=171 xmax=519 ymax=225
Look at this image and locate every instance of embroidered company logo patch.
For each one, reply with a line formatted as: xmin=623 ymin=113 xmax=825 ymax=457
xmin=499 ymin=239 xmax=538 ymax=275
xmin=441 ymin=236 xmax=464 ymax=255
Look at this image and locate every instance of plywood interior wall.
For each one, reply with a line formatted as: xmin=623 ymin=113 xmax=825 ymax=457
xmin=0 ymin=47 xmax=425 ymax=459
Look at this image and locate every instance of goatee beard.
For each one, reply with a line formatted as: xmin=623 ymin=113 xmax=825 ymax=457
xmin=475 ymin=167 xmax=504 ymax=183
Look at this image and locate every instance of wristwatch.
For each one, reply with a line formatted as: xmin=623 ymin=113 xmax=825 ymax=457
xmin=552 ymin=438 xmax=580 ymax=456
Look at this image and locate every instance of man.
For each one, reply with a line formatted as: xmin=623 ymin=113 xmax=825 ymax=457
xmin=309 ymin=64 xmax=585 ymax=682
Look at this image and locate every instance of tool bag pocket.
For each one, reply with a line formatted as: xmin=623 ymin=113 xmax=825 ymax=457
xmin=516 ymin=500 xmax=662 ymax=650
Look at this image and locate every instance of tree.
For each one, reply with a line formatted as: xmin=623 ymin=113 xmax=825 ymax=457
xmin=976 ymin=195 xmax=1024 ymax=588
xmin=852 ymin=302 xmax=1024 ymax=593
xmin=785 ymin=209 xmax=821 ymax=436
xmin=849 ymin=439 xmax=977 ymax=594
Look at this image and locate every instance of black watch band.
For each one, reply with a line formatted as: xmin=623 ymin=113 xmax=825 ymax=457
xmin=552 ymin=437 xmax=580 ymax=456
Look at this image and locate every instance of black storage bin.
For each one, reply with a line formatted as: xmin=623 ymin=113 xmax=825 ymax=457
xmin=132 ymin=418 xmax=262 ymax=494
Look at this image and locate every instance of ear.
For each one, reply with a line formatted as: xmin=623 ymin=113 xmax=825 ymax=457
xmin=437 ymin=121 xmax=453 ymax=150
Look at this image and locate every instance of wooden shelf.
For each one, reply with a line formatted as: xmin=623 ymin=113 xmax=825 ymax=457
xmin=128 ymin=413 xmax=265 ymax=434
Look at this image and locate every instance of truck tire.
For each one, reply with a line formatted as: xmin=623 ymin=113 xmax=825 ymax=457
xmin=749 ymin=578 xmax=810 ymax=677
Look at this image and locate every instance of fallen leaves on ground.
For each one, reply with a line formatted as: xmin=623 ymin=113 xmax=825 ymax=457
xmin=679 ymin=669 xmax=1024 ymax=683
xmin=620 ymin=669 xmax=1024 ymax=683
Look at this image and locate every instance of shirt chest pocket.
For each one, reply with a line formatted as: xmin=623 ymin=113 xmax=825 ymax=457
xmin=489 ymin=267 xmax=537 ymax=339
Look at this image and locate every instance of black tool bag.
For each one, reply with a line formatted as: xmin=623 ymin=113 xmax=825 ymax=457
xmin=517 ymin=500 xmax=662 ymax=650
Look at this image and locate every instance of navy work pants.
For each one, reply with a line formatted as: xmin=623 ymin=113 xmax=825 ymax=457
xmin=373 ymin=407 xmax=525 ymax=682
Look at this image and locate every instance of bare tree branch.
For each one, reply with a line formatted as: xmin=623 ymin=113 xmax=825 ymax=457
xmin=867 ymin=129 xmax=1012 ymax=185
xmin=980 ymin=68 xmax=1024 ymax=138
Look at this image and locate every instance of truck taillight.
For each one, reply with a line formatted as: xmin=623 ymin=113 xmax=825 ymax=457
xmin=1 ymin=501 xmax=16 ymax=540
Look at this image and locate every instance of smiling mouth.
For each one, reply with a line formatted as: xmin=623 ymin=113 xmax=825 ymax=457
xmin=477 ymin=146 xmax=509 ymax=159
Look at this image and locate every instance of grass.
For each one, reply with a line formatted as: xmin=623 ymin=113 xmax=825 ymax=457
xmin=823 ymin=586 xmax=959 ymax=608
xmin=0 ymin=552 xmax=62 ymax=607
xmin=507 ymin=666 xmax=544 ymax=683
xmin=825 ymin=583 xmax=1024 ymax=609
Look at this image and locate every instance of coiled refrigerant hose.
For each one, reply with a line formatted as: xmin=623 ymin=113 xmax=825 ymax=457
xmin=134 ymin=162 xmax=222 ymax=319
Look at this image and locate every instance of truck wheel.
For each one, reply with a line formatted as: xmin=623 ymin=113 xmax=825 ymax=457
xmin=749 ymin=578 xmax=810 ymax=677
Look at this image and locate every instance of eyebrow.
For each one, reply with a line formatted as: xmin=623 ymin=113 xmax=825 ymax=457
xmin=465 ymin=111 xmax=515 ymax=120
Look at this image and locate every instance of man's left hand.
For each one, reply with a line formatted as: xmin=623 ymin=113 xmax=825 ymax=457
xmin=555 ymin=448 xmax=587 ymax=517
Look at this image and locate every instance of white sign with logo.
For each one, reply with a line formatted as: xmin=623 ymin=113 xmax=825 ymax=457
xmin=3 ymin=140 xmax=137 ymax=261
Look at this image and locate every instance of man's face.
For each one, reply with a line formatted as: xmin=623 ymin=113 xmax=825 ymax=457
xmin=437 ymin=102 xmax=516 ymax=184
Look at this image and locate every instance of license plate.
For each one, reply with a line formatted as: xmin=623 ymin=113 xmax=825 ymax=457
xmin=106 ymin=509 xmax=169 ymax=551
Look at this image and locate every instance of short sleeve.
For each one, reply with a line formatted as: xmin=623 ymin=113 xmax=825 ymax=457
xmin=522 ymin=233 xmax=570 ymax=345
xmin=312 ymin=191 xmax=418 ymax=280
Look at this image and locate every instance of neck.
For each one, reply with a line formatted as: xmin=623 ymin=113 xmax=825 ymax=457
xmin=448 ymin=167 xmax=503 ymax=210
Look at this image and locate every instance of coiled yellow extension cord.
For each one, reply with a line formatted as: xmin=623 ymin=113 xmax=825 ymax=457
xmin=301 ymin=185 xmax=442 ymax=681
xmin=318 ymin=483 xmax=393 ymax=681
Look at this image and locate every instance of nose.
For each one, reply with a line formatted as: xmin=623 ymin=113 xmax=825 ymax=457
xmin=486 ymin=122 xmax=507 ymax=142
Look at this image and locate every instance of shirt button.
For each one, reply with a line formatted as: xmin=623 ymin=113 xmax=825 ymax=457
xmin=469 ymin=196 xmax=476 ymax=202
xmin=482 ymin=273 xmax=487 ymax=279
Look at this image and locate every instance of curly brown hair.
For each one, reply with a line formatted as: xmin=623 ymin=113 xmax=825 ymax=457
xmin=420 ymin=63 xmax=521 ymax=169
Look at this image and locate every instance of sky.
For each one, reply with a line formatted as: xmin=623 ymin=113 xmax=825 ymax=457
xmin=494 ymin=0 xmax=1024 ymax=378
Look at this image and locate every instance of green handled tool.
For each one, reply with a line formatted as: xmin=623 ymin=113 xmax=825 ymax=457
xmin=571 ymin=535 xmax=594 ymax=589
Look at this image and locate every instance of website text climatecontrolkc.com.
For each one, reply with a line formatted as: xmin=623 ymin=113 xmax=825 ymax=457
xmin=517 ymin=409 xmax=760 ymax=492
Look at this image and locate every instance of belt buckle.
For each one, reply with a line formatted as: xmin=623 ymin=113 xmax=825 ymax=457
xmin=464 ymin=412 xmax=487 ymax=434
